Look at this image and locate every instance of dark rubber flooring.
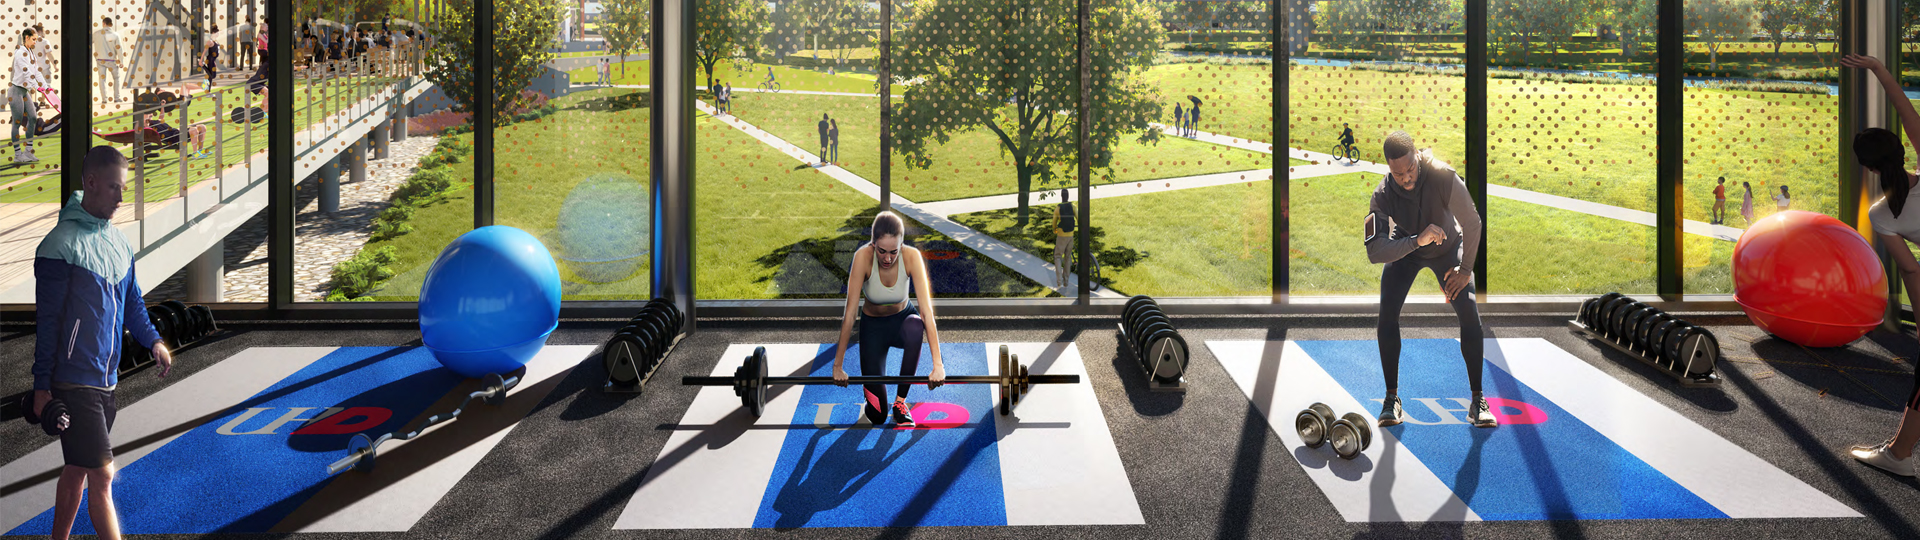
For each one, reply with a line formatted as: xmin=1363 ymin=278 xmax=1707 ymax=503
xmin=2 ymin=314 xmax=1916 ymax=539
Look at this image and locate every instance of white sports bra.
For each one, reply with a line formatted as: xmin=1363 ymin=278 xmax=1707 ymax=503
xmin=863 ymin=245 xmax=909 ymax=305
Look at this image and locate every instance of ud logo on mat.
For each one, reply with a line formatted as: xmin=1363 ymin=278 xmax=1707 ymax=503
xmin=1208 ymin=338 xmax=1861 ymax=522
xmin=616 ymin=342 xmax=1143 ymax=529
xmin=1 ymin=346 xmax=587 ymax=535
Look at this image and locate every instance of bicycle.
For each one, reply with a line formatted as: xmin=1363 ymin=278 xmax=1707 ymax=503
xmin=1330 ymin=141 xmax=1356 ymax=164
xmin=758 ymin=80 xmax=782 ymax=93
xmin=1062 ymin=251 xmax=1103 ymax=291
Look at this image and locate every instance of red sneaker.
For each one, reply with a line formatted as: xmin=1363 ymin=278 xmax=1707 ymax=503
xmin=892 ymin=401 xmax=916 ymax=428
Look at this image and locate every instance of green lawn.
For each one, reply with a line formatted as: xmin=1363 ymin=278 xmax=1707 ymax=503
xmin=365 ymin=87 xmax=1044 ymax=300
xmin=724 ymin=93 xmax=1276 ymax=204
xmin=565 ymin=60 xmax=898 ymax=94
xmin=952 ymin=180 xmax=1273 ymax=297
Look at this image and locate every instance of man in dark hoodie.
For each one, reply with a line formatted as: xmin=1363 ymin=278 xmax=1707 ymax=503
xmin=1363 ymin=130 xmax=1494 ymax=429
xmin=34 ymin=146 xmax=173 ymax=540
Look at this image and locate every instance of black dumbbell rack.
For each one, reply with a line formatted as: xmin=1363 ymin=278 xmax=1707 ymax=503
xmin=1567 ymin=293 xmax=1721 ymax=388
xmin=1116 ymin=323 xmax=1186 ymax=393
xmin=603 ymin=299 xmax=687 ymax=393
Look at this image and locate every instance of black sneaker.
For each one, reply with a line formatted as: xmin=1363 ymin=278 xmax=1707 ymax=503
xmin=892 ymin=401 xmax=916 ymax=428
xmin=1377 ymin=396 xmax=1404 ymax=427
xmin=862 ymin=389 xmax=886 ymax=425
xmin=1469 ymin=396 xmax=1499 ymax=428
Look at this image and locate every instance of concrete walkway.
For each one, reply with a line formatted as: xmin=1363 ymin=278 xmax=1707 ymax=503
xmin=696 ymin=100 xmax=1121 ymax=298
xmin=590 ymin=83 xmax=900 ymax=99
xmin=1163 ymin=125 xmax=1749 ymax=241
xmin=918 ymin=169 xmax=1274 ymax=216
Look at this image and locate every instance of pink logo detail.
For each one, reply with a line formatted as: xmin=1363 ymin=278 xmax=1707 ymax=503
xmin=1485 ymin=397 xmax=1549 ymax=425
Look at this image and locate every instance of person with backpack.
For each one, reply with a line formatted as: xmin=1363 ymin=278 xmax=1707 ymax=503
xmin=1053 ymin=189 xmax=1076 ymax=288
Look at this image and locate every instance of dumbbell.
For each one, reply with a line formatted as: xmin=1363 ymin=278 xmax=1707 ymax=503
xmin=1328 ymin=412 xmax=1373 ymax=460
xmin=17 ymin=394 xmax=68 ymax=437
xmin=1296 ymin=403 xmax=1337 ymax=448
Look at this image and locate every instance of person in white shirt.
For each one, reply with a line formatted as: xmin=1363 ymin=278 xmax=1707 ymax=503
xmin=11 ymin=28 xmax=49 ymax=163
xmin=1774 ymin=185 xmax=1791 ymax=211
xmin=93 ymin=17 xmax=125 ymax=104
xmin=31 ymin=24 xmax=51 ymax=85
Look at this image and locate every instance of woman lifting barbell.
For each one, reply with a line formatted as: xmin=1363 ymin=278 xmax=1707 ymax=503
xmin=833 ymin=211 xmax=945 ymax=428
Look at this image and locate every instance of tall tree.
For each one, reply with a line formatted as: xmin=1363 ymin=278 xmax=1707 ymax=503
xmin=892 ymin=0 xmax=1163 ymax=227
xmin=1603 ymin=0 xmax=1657 ymax=62
xmin=1756 ymin=0 xmax=1793 ymax=61
xmin=1376 ymin=0 xmax=1450 ymax=59
xmin=423 ymin=0 xmax=563 ymax=124
xmin=695 ymin=0 xmax=771 ymax=91
xmin=1901 ymin=0 xmax=1920 ymax=61
xmin=1794 ymin=0 xmax=1835 ymax=65
xmin=1319 ymin=0 xmax=1377 ymax=56
xmin=1687 ymin=0 xmax=1754 ymax=71
xmin=602 ymin=0 xmax=649 ymax=77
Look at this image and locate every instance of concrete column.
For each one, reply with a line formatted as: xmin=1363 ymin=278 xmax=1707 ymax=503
xmin=392 ymin=107 xmax=409 ymax=141
xmin=350 ymin=138 xmax=369 ymax=186
xmin=318 ymin=156 xmax=341 ymax=213
xmin=373 ymin=121 xmax=392 ymax=160
xmin=185 ymin=240 xmax=224 ymax=303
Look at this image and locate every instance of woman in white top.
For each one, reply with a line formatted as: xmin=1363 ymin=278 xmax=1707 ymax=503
xmin=1840 ymin=52 xmax=1920 ymax=477
xmin=1774 ymin=185 xmax=1791 ymax=212
xmin=833 ymin=211 xmax=946 ymax=428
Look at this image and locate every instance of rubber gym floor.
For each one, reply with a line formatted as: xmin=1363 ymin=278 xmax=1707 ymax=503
xmin=2 ymin=313 xmax=1917 ymax=539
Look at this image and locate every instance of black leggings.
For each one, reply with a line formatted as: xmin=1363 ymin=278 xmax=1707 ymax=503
xmin=858 ymin=301 xmax=926 ymax=409
xmin=1909 ymin=364 xmax=1919 ymax=410
xmin=1378 ymin=255 xmax=1485 ymax=394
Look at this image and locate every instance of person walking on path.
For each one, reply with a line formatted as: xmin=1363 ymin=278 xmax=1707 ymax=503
xmin=1712 ymin=177 xmax=1727 ymax=225
xmin=12 ymin=28 xmax=49 ymax=163
xmin=237 ymin=20 xmax=255 ymax=71
xmin=93 ymin=17 xmax=125 ymax=104
xmin=828 ymin=118 xmax=841 ymax=165
xmin=1188 ymin=101 xmax=1202 ymax=137
xmin=817 ymin=114 xmax=831 ymax=166
xmin=1173 ymin=103 xmax=1184 ymax=138
xmin=1053 ymin=189 xmax=1077 ymax=288
xmin=1740 ymin=181 xmax=1755 ymax=225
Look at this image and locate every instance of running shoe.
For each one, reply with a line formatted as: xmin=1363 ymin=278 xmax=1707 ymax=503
xmin=1377 ymin=396 xmax=1403 ymax=427
xmin=1850 ymin=438 xmax=1916 ymax=477
xmin=892 ymin=400 xmax=916 ymax=428
xmin=1469 ymin=396 xmax=1499 ymax=428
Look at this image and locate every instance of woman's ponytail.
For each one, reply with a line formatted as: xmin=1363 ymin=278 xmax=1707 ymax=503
xmin=1854 ymin=128 xmax=1910 ymax=217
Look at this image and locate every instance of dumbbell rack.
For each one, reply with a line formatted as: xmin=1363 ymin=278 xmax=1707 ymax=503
xmin=604 ymin=333 xmax=685 ymax=394
xmin=603 ymin=299 xmax=688 ymax=394
xmin=1567 ymin=293 xmax=1721 ymax=389
xmin=1117 ymin=322 xmax=1186 ymax=393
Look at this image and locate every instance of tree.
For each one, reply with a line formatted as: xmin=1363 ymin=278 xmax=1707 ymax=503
xmin=422 ymin=0 xmax=563 ymax=125
xmin=695 ymin=0 xmax=770 ymax=91
xmin=1794 ymin=0 xmax=1835 ymax=64
xmin=1687 ymin=0 xmax=1753 ymax=71
xmin=602 ymin=0 xmax=649 ymax=77
xmin=1375 ymin=0 xmax=1451 ymax=59
xmin=892 ymin=0 xmax=1163 ymax=227
xmin=1901 ymin=0 xmax=1920 ymax=61
xmin=1757 ymin=0 xmax=1793 ymax=61
xmin=1602 ymin=0 xmax=1657 ymax=62
xmin=1319 ymin=0 xmax=1376 ymax=55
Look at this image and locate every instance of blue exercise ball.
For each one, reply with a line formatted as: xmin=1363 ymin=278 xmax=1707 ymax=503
xmin=419 ymin=226 xmax=561 ymax=378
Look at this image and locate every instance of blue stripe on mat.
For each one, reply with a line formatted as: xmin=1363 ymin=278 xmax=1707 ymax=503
xmin=1296 ymin=339 xmax=1727 ymax=520
xmin=6 ymin=347 xmax=466 ymax=535
xmin=753 ymin=342 xmax=1006 ymax=528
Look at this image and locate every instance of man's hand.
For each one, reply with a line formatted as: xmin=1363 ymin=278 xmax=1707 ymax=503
xmin=153 ymin=343 xmax=174 ymax=378
xmin=1444 ymin=267 xmax=1473 ymax=302
xmin=1418 ymin=224 xmax=1447 ymax=246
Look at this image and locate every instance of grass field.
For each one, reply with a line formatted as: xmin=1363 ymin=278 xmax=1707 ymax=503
xmin=723 ymin=93 xmax=1277 ymax=204
xmin=565 ymin=60 xmax=898 ymax=94
xmin=362 ymin=87 xmax=1045 ymax=300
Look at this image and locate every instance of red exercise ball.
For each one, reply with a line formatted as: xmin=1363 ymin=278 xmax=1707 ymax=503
xmin=1732 ymin=210 xmax=1887 ymax=347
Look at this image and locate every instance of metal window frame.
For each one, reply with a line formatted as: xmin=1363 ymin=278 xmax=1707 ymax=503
xmin=16 ymin=0 xmax=1908 ymax=326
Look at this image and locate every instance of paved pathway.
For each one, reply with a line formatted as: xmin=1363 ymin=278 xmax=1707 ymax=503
xmin=919 ymin=169 xmax=1273 ymax=217
xmin=697 ymin=100 xmax=1120 ymax=298
xmin=1162 ymin=126 xmax=1748 ymax=241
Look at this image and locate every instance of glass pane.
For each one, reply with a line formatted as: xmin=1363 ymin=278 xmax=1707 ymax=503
xmin=496 ymin=0 xmax=649 ymax=300
xmin=1485 ymin=0 xmax=1658 ymax=295
xmin=1684 ymin=0 xmax=1836 ymax=294
xmin=0 ymin=0 xmax=66 ymax=303
xmin=300 ymin=1 xmax=473 ymax=301
xmin=1290 ymin=0 xmax=1466 ymax=296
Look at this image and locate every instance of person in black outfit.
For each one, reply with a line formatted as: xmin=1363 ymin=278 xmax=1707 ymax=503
xmin=1339 ymin=123 xmax=1356 ymax=160
xmin=817 ymin=113 xmax=831 ymax=166
xmin=828 ymin=118 xmax=840 ymax=165
xmin=1364 ymin=130 xmax=1495 ymax=429
xmin=202 ymin=25 xmax=221 ymax=90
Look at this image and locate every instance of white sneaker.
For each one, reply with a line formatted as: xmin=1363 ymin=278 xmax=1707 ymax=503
xmin=9 ymin=149 xmax=23 ymax=163
xmin=22 ymin=148 xmax=38 ymax=163
xmin=1850 ymin=439 xmax=1916 ymax=477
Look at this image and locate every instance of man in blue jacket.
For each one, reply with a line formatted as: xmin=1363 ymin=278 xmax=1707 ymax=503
xmin=34 ymin=146 xmax=172 ymax=540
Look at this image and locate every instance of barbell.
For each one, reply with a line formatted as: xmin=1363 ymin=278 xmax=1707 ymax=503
xmin=328 ymin=372 xmax=519 ymax=474
xmin=683 ymin=345 xmax=1080 ymax=418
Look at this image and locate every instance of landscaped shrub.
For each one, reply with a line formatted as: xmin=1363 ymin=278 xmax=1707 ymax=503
xmin=369 ymin=204 xmax=416 ymax=241
xmin=325 ymin=246 xmax=398 ymax=301
xmin=391 ymin=167 xmax=454 ymax=206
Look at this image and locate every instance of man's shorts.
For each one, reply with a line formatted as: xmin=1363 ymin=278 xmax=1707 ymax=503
xmin=50 ymin=386 xmax=118 ymax=469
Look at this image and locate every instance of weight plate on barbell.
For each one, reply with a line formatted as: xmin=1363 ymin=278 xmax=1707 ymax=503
xmin=346 ymin=433 xmax=376 ymax=473
xmin=747 ymin=347 xmax=768 ymax=418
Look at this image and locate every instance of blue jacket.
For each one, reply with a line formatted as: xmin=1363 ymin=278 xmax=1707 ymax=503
xmin=34 ymin=192 xmax=161 ymax=391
